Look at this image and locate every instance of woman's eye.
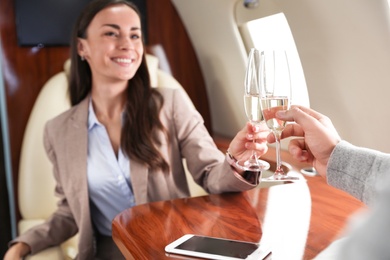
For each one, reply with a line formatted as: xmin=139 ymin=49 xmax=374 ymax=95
xmin=105 ymin=31 xmax=118 ymax=37
xmin=131 ymin=34 xmax=140 ymax=40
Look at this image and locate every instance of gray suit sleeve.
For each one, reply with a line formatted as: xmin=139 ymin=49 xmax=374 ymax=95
xmin=327 ymin=140 xmax=390 ymax=205
xmin=317 ymin=141 xmax=390 ymax=260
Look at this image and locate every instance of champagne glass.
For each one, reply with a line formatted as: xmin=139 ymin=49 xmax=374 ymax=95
xmin=235 ymin=48 xmax=270 ymax=173
xmin=259 ymin=50 xmax=298 ymax=181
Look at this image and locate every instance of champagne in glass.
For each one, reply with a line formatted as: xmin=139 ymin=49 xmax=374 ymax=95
xmin=244 ymin=94 xmax=263 ymax=124
xmin=236 ymin=48 xmax=270 ymax=173
xmin=261 ymin=97 xmax=289 ymax=131
xmin=259 ymin=50 xmax=298 ymax=181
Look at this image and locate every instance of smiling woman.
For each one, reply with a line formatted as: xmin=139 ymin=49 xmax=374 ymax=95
xmin=1 ymin=0 xmax=209 ymax=257
xmin=75 ymin=2 xmax=146 ymax=160
xmin=4 ymin=1 xmax=165 ymax=259
xmin=4 ymin=0 xmax=271 ymax=259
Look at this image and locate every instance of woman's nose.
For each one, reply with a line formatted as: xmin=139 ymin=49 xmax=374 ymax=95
xmin=119 ymin=36 xmax=133 ymax=50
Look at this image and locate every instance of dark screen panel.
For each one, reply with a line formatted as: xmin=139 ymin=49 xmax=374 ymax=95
xmin=14 ymin=0 xmax=147 ymax=46
xmin=15 ymin=0 xmax=91 ymax=46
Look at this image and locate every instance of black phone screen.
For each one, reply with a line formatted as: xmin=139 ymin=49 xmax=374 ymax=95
xmin=175 ymin=236 xmax=259 ymax=258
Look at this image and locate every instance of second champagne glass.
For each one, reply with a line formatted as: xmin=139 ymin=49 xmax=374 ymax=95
xmin=236 ymin=48 xmax=270 ymax=173
xmin=259 ymin=50 xmax=298 ymax=181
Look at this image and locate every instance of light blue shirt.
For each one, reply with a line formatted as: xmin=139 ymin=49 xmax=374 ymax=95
xmin=87 ymin=100 xmax=135 ymax=236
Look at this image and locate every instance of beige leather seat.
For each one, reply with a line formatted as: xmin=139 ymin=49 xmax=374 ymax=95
xmin=18 ymin=54 xmax=207 ymax=259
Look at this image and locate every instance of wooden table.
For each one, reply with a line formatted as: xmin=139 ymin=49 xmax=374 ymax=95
xmin=112 ymin=148 xmax=364 ymax=259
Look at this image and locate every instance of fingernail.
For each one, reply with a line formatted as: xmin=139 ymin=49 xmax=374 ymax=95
xmin=276 ymin=110 xmax=286 ymax=117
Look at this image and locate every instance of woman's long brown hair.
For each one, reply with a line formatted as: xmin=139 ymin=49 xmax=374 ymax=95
xmin=69 ymin=0 xmax=169 ymax=171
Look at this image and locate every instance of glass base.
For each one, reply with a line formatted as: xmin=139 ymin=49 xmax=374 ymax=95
xmin=235 ymin=159 xmax=270 ymax=172
xmin=262 ymin=172 xmax=299 ymax=181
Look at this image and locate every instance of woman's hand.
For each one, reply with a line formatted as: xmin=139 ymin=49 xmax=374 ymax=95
xmin=4 ymin=242 xmax=31 ymax=260
xmin=228 ymin=121 xmax=269 ymax=163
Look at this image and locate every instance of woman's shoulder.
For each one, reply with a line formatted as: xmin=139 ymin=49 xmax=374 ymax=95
xmin=46 ymin=97 xmax=89 ymax=131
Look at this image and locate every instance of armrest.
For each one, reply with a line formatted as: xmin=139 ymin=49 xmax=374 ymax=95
xmin=19 ymin=220 xmax=78 ymax=260
xmin=25 ymin=247 xmax=64 ymax=260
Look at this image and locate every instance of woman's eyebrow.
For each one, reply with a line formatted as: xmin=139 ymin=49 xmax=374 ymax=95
xmin=102 ymin=24 xmax=120 ymax=29
xmin=102 ymin=24 xmax=141 ymax=31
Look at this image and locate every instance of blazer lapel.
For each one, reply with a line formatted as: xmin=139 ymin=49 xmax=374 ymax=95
xmin=64 ymin=98 xmax=92 ymax=231
xmin=65 ymin=97 xmax=89 ymax=196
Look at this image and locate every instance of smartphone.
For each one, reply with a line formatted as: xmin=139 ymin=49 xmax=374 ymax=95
xmin=165 ymin=234 xmax=271 ymax=260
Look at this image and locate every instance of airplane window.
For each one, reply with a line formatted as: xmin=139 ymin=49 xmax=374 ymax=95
xmin=239 ymin=13 xmax=309 ymax=107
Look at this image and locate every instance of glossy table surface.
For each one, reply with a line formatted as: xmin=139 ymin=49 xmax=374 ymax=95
xmin=112 ymin=148 xmax=365 ymax=259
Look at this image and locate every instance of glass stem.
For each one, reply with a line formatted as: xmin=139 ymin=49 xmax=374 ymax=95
xmin=274 ymin=130 xmax=284 ymax=175
xmin=251 ymin=139 xmax=257 ymax=160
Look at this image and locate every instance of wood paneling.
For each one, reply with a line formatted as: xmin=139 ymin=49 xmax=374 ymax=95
xmin=0 ymin=0 xmax=209 ymax=225
xmin=0 ymin=0 xmax=70 ymax=222
xmin=146 ymin=0 xmax=211 ymax=132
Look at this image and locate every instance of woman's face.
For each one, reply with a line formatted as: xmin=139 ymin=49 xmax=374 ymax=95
xmin=78 ymin=4 xmax=143 ymax=85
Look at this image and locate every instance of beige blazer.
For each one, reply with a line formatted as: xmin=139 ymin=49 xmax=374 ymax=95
xmin=14 ymin=87 xmax=256 ymax=259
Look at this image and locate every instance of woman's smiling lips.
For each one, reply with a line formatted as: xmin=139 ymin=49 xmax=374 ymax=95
xmin=112 ymin=57 xmax=135 ymax=65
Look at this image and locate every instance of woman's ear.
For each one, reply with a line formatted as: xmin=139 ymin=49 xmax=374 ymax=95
xmin=77 ymin=38 xmax=87 ymax=59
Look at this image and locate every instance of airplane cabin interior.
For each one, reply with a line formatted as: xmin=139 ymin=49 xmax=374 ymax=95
xmin=1 ymin=0 xmax=390 ymax=258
